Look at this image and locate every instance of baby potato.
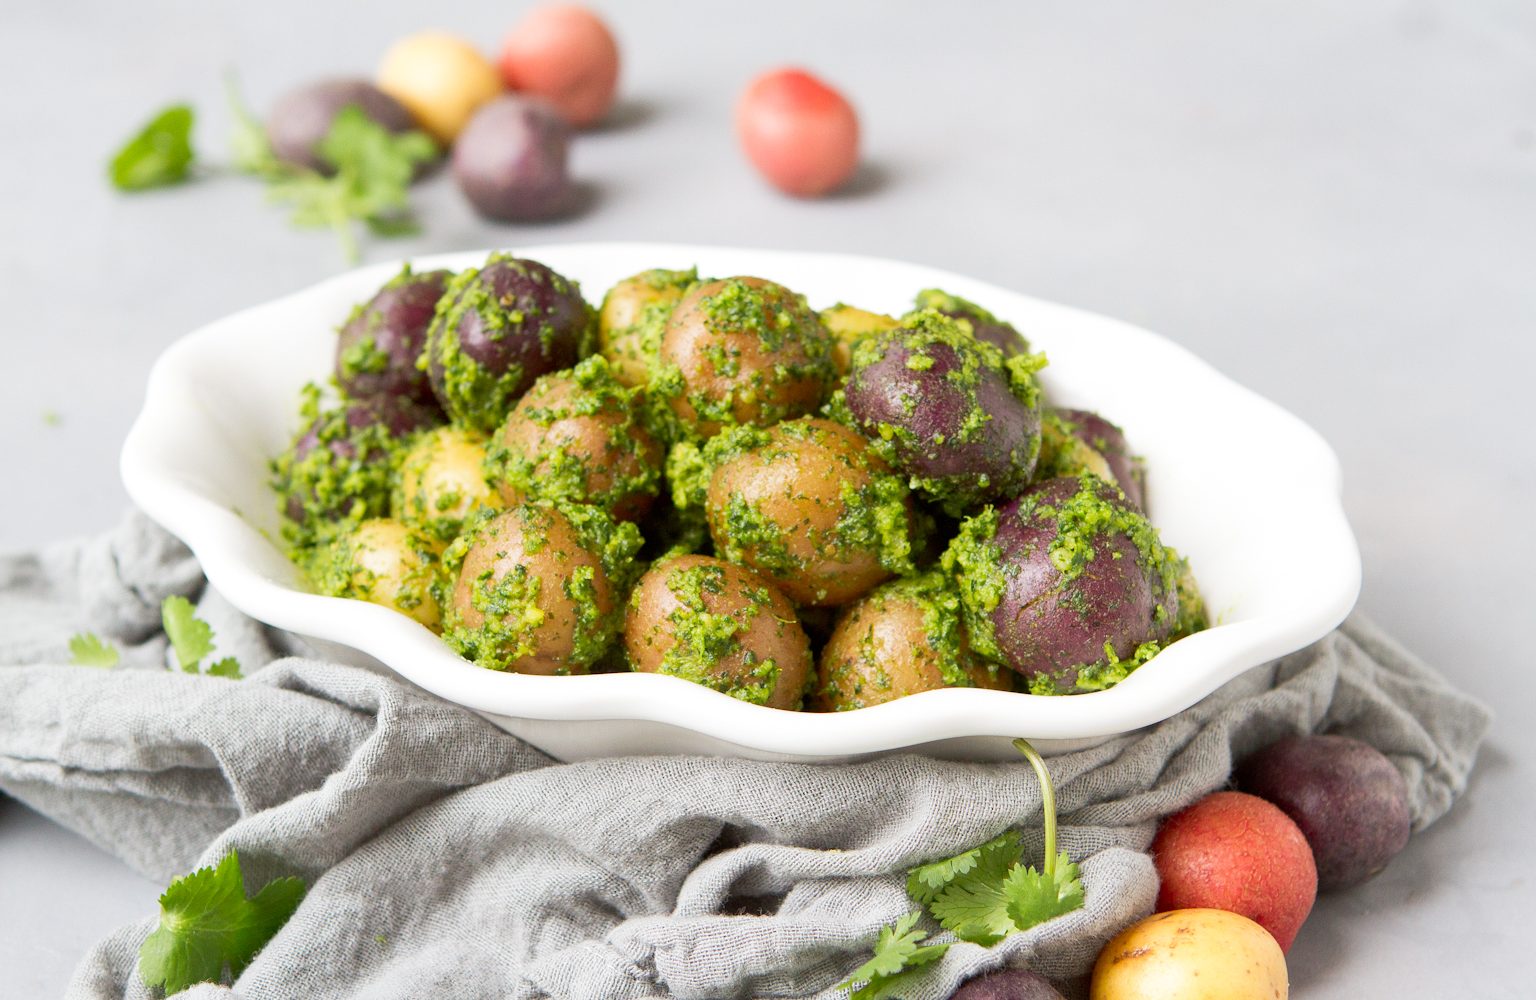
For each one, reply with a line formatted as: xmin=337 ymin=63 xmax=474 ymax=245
xmin=395 ymin=426 xmax=498 ymax=541
xmin=699 ymin=418 xmax=915 ymax=607
xmin=442 ymin=503 xmax=641 ymax=674
xmin=315 ymin=518 xmax=441 ymax=629
xmin=817 ymin=573 xmax=1008 ymax=711
xmin=453 ymin=95 xmax=574 ymax=222
xmin=655 ymin=276 xmax=834 ymax=438
xmin=489 ymin=355 xmax=663 ymax=520
xmin=1090 ymin=908 xmax=1288 ymax=1000
xmin=497 ymin=4 xmax=621 ymax=128
xmin=625 ymin=555 xmax=810 ymax=709
xmin=378 ymin=32 xmax=504 ymax=143
xmin=267 ymin=78 xmax=419 ymax=175
xmin=335 ymin=265 xmax=450 ymax=410
xmin=819 ymin=303 xmax=899 ymax=377
xmin=736 ymin=68 xmax=860 ymax=197
xmin=598 ymin=268 xmax=697 ymax=386
xmin=910 ymin=287 xmax=1030 ymax=358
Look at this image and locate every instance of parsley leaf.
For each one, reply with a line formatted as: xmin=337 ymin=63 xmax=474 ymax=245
xmin=260 ymin=104 xmax=437 ymax=262
xmin=161 ymin=596 xmax=242 ymax=678
xmin=162 ymin=595 xmax=215 ymax=673
xmin=138 ymin=850 xmax=305 ymax=995
xmin=839 ymin=912 xmax=950 ymax=1000
xmin=907 ymin=830 xmax=1021 ymax=907
xmin=68 ymin=632 xmax=120 ymax=668
xmin=108 ymin=105 xmax=196 ymax=191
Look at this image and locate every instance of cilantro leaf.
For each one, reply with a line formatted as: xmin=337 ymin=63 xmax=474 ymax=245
xmin=162 ymin=595 xmax=214 ymax=673
xmin=68 ymin=632 xmax=120 ymax=668
xmin=225 ymin=74 xmax=282 ymax=178
xmin=206 ymin=657 xmax=244 ymax=679
xmin=907 ymin=830 xmax=1021 ymax=906
xmin=928 ymin=866 xmax=1018 ymax=946
xmin=1002 ymin=852 xmax=1085 ymax=932
xmin=109 ymin=105 xmax=196 ymax=191
xmin=266 ymin=105 xmax=437 ymax=262
xmin=138 ymin=850 xmax=305 ymax=995
xmin=839 ymin=913 xmax=950 ymax=1000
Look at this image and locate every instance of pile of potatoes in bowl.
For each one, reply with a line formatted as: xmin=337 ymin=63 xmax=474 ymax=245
xmin=272 ymin=254 xmax=1207 ymax=710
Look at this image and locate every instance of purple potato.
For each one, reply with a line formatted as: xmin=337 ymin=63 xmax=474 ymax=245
xmin=266 ymin=79 xmax=421 ymax=174
xmin=335 ymin=267 xmax=451 ymax=408
xmin=844 ymin=312 xmax=1041 ymax=515
xmin=424 ymin=254 xmax=596 ymax=432
xmin=1236 ymin=733 xmax=1412 ymax=891
xmin=1052 ymin=407 xmax=1143 ymax=510
xmin=947 ymin=475 xmax=1183 ymax=692
xmin=912 ymin=288 xmax=1030 ymax=357
xmin=950 ymin=968 xmax=1065 ymax=1000
xmin=277 ymin=396 xmax=440 ymax=537
xmin=453 ymin=95 xmax=574 ymax=222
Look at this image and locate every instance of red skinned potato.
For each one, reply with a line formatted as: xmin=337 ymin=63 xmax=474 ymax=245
xmin=453 ymin=96 xmax=574 ymax=222
xmin=737 ymin=68 xmax=859 ymax=197
xmin=499 ymin=5 xmax=620 ymax=127
xmin=1152 ymin=790 xmax=1317 ymax=952
xmin=1236 ymin=733 xmax=1412 ymax=891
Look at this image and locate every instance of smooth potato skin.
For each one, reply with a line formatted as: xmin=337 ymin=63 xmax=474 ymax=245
xmin=396 ymin=426 xmax=497 ymax=538
xmin=706 ymin=419 xmax=908 ymax=606
xmin=599 ymin=269 xmax=695 ymax=386
xmin=625 ymin=555 xmax=810 ymax=709
xmin=817 ymin=581 xmax=1006 ymax=710
xmin=1053 ymin=408 xmax=1143 ymax=510
xmin=323 ymin=518 xmax=441 ymax=629
xmin=950 ymin=968 xmax=1065 ymax=1000
xmin=1090 ymin=909 xmax=1288 ymax=1000
xmin=447 ymin=505 xmax=614 ymax=674
xmin=1235 ymin=734 xmax=1411 ymax=891
xmin=377 ymin=32 xmax=503 ymax=143
xmin=658 ymin=276 xmax=833 ymax=437
xmin=336 ymin=268 xmax=450 ymax=409
xmin=1152 ymin=791 xmax=1316 ymax=953
xmin=453 ymin=96 xmax=573 ymax=222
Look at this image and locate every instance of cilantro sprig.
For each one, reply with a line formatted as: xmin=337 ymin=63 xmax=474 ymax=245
xmin=138 ymin=850 xmax=305 ymax=995
xmin=108 ymin=105 xmax=196 ymax=191
xmin=162 ymin=595 xmax=242 ymax=678
xmin=68 ymin=632 xmax=120 ymax=668
xmin=843 ymin=739 xmax=1085 ymax=995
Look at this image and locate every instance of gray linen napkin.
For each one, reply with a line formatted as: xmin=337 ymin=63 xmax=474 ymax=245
xmin=0 ymin=513 xmax=1492 ymax=1000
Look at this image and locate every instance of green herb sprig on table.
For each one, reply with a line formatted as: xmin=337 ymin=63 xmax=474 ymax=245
xmin=162 ymin=594 xmax=242 ymax=678
xmin=107 ymin=105 xmax=196 ymax=191
xmin=68 ymin=632 xmax=120 ymax=667
xmin=138 ymin=849 xmax=306 ymax=995
xmin=840 ymin=739 xmax=1085 ymax=997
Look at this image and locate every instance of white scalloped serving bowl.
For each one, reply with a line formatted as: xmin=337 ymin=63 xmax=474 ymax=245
xmin=120 ymin=242 xmax=1359 ymax=762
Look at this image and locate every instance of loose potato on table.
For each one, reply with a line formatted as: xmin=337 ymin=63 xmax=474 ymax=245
xmin=843 ymin=309 xmax=1044 ymax=515
xmin=676 ymin=417 xmax=916 ymax=607
xmin=598 ymin=267 xmax=697 ymax=386
xmin=441 ymin=502 xmax=641 ymax=674
xmin=488 ymin=355 xmax=662 ymax=520
xmin=816 ymin=573 xmax=1008 ymax=711
xmin=314 ymin=518 xmax=441 ymax=629
xmin=1090 ymin=908 xmax=1288 ymax=1000
xmin=395 ymin=425 xmax=498 ymax=541
xmin=423 ymin=253 xmax=596 ymax=432
xmin=944 ymin=473 xmax=1199 ymax=693
xmin=654 ymin=276 xmax=835 ymax=438
xmin=625 ymin=555 xmax=810 ymax=709
xmin=453 ymin=96 xmax=574 ymax=222
xmin=267 ymin=78 xmax=421 ymax=175
xmin=377 ymin=32 xmax=504 ymax=143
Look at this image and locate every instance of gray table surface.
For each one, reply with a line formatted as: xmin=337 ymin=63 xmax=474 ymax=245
xmin=3 ymin=1 xmax=1533 ymax=996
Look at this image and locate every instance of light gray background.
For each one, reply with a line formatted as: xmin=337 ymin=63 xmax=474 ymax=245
xmin=2 ymin=0 xmax=1532 ymax=996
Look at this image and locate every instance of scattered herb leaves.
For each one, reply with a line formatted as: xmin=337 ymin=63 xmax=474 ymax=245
xmin=68 ymin=632 xmax=119 ymax=668
xmin=108 ymin=105 xmax=196 ymax=191
xmin=838 ymin=912 xmax=951 ymax=1000
xmin=161 ymin=595 xmax=242 ymax=678
xmin=137 ymin=850 xmax=305 ymax=995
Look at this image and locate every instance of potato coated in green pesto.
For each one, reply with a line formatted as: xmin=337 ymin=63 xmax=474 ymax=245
xmin=312 ymin=517 xmax=442 ymax=629
xmin=624 ymin=555 xmax=810 ymax=709
xmin=394 ymin=425 xmax=499 ymax=542
xmin=487 ymin=355 xmax=664 ymax=520
xmin=943 ymin=473 xmax=1202 ymax=694
xmin=598 ymin=267 xmax=698 ymax=387
xmin=422 ymin=254 xmax=597 ymax=432
xmin=670 ymin=417 xmax=916 ymax=607
xmin=653 ymin=276 xmax=835 ymax=439
xmin=815 ymin=572 xmax=1008 ymax=711
xmin=908 ymin=287 xmax=1030 ymax=357
xmin=439 ymin=502 xmax=642 ymax=674
xmin=842 ymin=309 xmax=1046 ymax=517
xmin=819 ymin=303 xmax=900 ymax=376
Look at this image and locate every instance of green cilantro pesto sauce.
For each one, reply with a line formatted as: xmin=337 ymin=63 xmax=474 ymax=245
xmin=311 ymin=521 xmax=436 ymax=616
xmin=484 ymin=355 xmax=661 ymax=514
xmin=645 ymin=561 xmax=784 ymax=705
xmin=939 ymin=506 xmax=1008 ymax=662
xmin=908 ymin=287 xmax=1031 ymax=354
